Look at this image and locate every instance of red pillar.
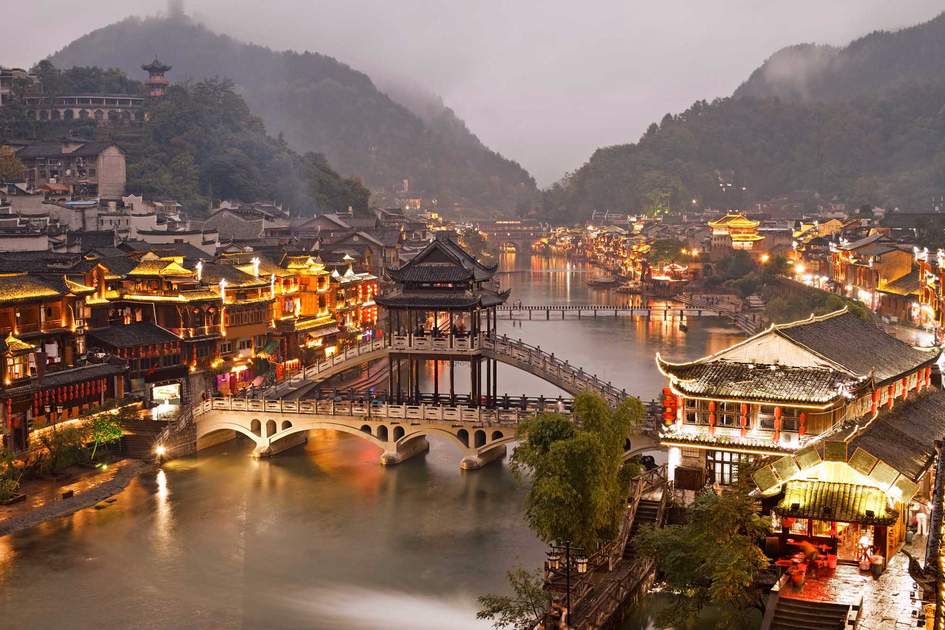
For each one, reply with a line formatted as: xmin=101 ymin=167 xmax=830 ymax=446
xmin=773 ymin=406 xmax=782 ymax=443
xmin=739 ymin=403 xmax=748 ymax=437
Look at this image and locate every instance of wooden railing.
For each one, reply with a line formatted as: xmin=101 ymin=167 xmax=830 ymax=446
xmin=546 ymin=465 xmax=668 ymax=626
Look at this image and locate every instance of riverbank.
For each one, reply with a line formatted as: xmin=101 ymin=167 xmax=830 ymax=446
xmin=0 ymin=458 xmax=153 ymax=537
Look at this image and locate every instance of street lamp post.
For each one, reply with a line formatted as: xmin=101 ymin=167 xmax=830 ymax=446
xmin=545 ymin=539 xmax=589 ymax=627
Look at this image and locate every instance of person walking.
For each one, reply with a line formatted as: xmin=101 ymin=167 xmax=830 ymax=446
xmin=917 ymin=499 xmax=930 ymax=537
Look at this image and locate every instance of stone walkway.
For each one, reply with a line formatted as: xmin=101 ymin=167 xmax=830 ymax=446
xmin=0 ymin=459 xmax=152 ymax=536
xmin=780 ymin=537 xmax=929 ymax=629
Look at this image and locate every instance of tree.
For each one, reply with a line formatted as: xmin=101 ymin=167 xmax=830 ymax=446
xmin=477 ymin=568 xmax=549 ymax=630
xmin=512 ymin=394 xmax=644 ymax=551
xmin=633 ymin=473 xmax=770 ymax=629
xmin=0 ymin=447 xmax=23 ymax=502
xmin=86 ymin=413 xmax=124 ymax=463
xmin=0 ymin=146 xmax=25 ymax=182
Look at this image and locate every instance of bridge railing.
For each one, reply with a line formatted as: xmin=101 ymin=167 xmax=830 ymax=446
xmin=198 ymin=396 xmax=554 ymax=426
xmin=483 ymin=334 xmax=628 ymax=404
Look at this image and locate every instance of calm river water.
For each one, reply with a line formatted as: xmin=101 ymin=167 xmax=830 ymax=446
xmin=0 ymin=252 xmax=742 ymax=630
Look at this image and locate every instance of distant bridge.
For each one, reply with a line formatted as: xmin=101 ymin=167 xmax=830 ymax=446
xmin=497 ymin=304 xmax=722 ymax=320
xmin=162 ymin=396 xmax=660 ymax=470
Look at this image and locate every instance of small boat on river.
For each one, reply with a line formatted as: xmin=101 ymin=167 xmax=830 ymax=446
xmin=586 ymin=274 xmax=619 ymax=288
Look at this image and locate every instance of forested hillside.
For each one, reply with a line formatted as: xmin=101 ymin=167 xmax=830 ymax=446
xmin=735 ymin=13 xmax=945 ymax=103
xmin=545 ymin=11 xmax=945 ymax=222
xmin=49 ymin=15 xmax=537 ymax=212
xmin=2 ymin=64 xmax=369 ymax=215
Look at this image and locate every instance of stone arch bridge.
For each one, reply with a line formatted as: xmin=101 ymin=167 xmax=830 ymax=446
xmin=168 ymin=396 xmax=660 ymax=470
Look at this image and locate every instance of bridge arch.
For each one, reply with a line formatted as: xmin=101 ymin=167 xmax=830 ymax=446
xmin=281 ymin=420 xmax=292 ymax=431
xmin=456 ymin=428 xmax=469 ymax=447
xmin=266 ymin=420 xmax=277 ymax=437
xmin=377 ymin=425 xmax=389 ymax=442
xmin=250 ymin=419 xmax=261 ymax=436
xmin=474 ymin=430 xmax=486 ymax=448
xmin=394 ymin=426 xmax=473 ymax=452
xmin=263 ymin=421 xmax=388 ymax=451
xmin=196 ymin=421 xmax=264 ymax=448
xmin=393 ymin=426 xmax=405 ymax=441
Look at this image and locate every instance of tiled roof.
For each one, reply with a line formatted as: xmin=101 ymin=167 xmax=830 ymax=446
xmin=776 ymin=481 xmax=898 ymax=525
xmin=198 ymin=262 xmax=266 ymax=287
xmin=877 ymin=269 xmax=920 ymax=296
xmin=88 ymin=322 xmax=180 ymax=348
xmin=851 ymin=388 xmax=945 ymax=481
xmin=128 ymin=259 xmax=193 ymax=277
xmin=774 ymin=310 xmax=938 ymax=383
xmin=386 ymin=265 xmax=473 ymax=283
xmin=0 ymin=334 xmax=34 ymax=354
xmin=658 ymin=359 xmax=863 ymax=404
xmin=41 ymin=361 xmax=126 ymax=387
xmin=0 ymin=274 xmax=63 ymax=303
xmin=70 ymin=142 xmax=121 ymax=157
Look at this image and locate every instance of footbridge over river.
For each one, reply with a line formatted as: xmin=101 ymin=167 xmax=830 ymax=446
xmin=158 ymin=395 xmax=661 ymax=470
xmin=157 ymin=331 xmax=661 ymax=468
xmin=266 ymin=333 xmax=630 ymax=406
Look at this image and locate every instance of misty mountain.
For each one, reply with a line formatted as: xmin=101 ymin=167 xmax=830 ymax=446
xmin=48 ymin=15 xmax=537 ymax=212
xmin=735 ymin=12 xmax=945 ymax=102
xmin=545 ymin=11 xmax=945 ymax=221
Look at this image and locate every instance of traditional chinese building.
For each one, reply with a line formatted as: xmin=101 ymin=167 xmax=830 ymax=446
xmin=0 ymin=273 xmax=126 ymax=450
xmin=707 ymin=213 xmax=765 ymax=258
xmin=657 ymin=308 xmax=943 ymax=563
xmin=377 ymin=233 xmax=509 ymax=404
xmin=830 ymin=232 xmax=914 ymax=315
xmin=142 ymin=58 xmax=172 ymax=98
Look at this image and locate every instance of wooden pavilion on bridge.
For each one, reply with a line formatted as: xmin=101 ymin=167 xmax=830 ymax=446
xmin=377 ymin=233 xmax=510 ymax=406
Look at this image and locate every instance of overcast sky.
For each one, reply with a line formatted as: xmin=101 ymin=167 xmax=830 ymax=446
xmin=7 ymin=1 xmax=945 ymax=185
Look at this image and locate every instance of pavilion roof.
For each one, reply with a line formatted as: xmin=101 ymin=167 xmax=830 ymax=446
xmin=657 ymin=309 xmax=940 ymax=391
xmin=707 ymin=213 xmax=759 ymax=229
xmin=775 ymin=481 xmax=898 ymax=525
xmin=385 ymin=235 xmax=498 ymax=284
xmin=656 ymin=358 xmax=865 ymax=405
xmin=376 ymin=288 xmax=509 ymax=310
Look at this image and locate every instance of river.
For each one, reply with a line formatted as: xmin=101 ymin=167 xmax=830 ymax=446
xmin=0 ymin=252 xmax=742 ymax=629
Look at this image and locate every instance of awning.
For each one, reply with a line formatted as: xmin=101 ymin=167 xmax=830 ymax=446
xmin=304 ymin=325 xmax=340 ymax=339
xmin=775 ymin=480 xmax=898 ymax=525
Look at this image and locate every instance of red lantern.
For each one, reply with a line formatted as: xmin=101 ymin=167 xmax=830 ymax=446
xmin=773 ymin=406 xmax=782 ymax=442
xmin=708 ymin=401 xmax=716 ymax=435
xmin=739 ymin=403 xmax=748 ymax=437
xmin=799 ymin=412 xmax=807 ymax=436
xmin=871 ymin=389 xmax=880 ymax=415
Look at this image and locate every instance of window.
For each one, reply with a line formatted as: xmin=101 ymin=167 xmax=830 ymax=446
xmin=238 ymin=339 xmax=253 ymax=351
xmin=254 ymin=335 xmax=268 ymax=349
xmin=758 ymin=406 xmax=775 ymax=430
xmin=6 ymin=355 xmax=27 ymax=381
xmin=219 ymin=341 xmax=233 ymax=355
xmin=719 ymin=402 xmax=739 ymax=427
xmin=706 ymin=450 xmax=754 ymax=486
xmin=684 ymin=399 xmax=704 ymax=425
